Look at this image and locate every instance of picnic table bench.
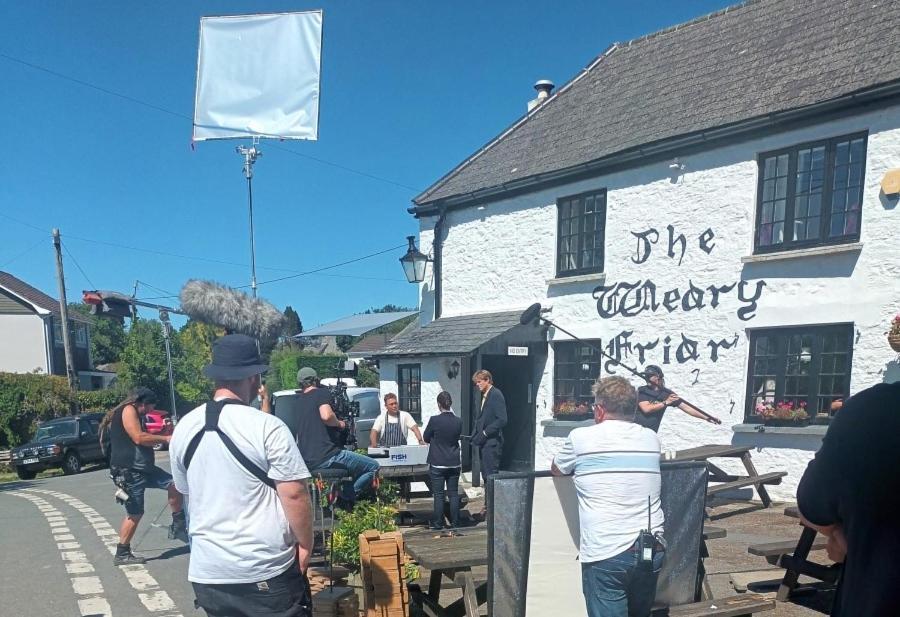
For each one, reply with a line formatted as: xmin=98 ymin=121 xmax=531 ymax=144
xmin=662 ymin=593 xmax=775 ymax=617
xmin=404 ymin=527 xmax=488 ymax=617
xmin=668 ymin=445 xmax=786 ymax=508
xmin=747 ymin=506 xmax=841 ymax=601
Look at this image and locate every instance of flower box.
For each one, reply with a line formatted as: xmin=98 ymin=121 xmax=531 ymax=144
xmin=754 ymin=400 xmax=809 ymax=425
xmin=551 ymin=412 xmax=594 ymax=422
xmin=761 ymin=417 xmax=811 ymax=427
xmin=552 ymin=400 xmax=593 ymax=422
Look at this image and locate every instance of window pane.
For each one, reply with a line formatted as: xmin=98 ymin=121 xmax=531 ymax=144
xmin=828 ymin=137 xmax=865 ymax=238
xmin=554 ymin=340 xmax=602 ymax=413
xmin=746 ymin=325 xmax=853 ymax=421
xmin=557 ymin=191 xmax=606 ymax=274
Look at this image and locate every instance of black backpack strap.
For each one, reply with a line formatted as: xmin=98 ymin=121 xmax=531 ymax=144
xmin=182 ymin=399 xmax=276 ymax=490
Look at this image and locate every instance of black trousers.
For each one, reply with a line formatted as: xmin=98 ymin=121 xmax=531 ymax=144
xmin=193 ymin=563 xmax=311 ymax=617
xmin=479 ymin=439 xmax=502 ymax=487
xmin=430 ymin=466 xmax=461 ymax=528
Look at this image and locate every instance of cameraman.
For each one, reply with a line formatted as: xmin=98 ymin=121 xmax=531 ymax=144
xmin=288 ymin=367 xmax=379 ymax=507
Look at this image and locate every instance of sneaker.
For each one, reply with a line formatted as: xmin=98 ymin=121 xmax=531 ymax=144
xmin=113 ymin=551 xmax=146 ymax=566
xmin=168 ymin=519 xmax=189 ymax=543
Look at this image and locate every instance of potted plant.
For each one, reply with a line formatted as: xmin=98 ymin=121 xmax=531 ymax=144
xmin=754 ymin=401 xmax=810 ymax=426
xmin=552 ymin=400 xmax=593 ymax=421
xmin=888 ymin=314 xmax=900 ymax=352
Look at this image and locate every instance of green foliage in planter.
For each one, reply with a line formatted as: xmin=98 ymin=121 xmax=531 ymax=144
xmin=331 ymin=500 xmax=398 ymax=571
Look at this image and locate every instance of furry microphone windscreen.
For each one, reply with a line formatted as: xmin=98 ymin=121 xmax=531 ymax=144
xmin=179 ymin=279 xmax=286 ymax=340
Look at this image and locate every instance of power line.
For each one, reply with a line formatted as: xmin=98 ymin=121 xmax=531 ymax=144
xmin=0 ymin=240 xmax=44 ymax=269
xmin=135 ymin=280 xmax=174 ymax=296
xmin=0 ymin=51 xmax=423 ymax=193
xmin=61 ymin=242 xmax=97 ymax=289
xmin=251 ymin=244 xmax=407 ymax=287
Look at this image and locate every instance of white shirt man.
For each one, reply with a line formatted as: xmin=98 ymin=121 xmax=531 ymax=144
xmin=370 ymin=393 xmax=424 ymax=447
xmin=552 ymin=375 xmax=664 ymax=617
xmin=170 ymin=334 xmax=313 ymax=617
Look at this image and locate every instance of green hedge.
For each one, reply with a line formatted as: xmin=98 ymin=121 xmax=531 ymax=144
xmin=268 ymin=349 xmax=348 ymax=391
xmin=76 ymin=388 xmax=125 ymax=413
xmin=0 ymin=372 xmax=74 ymax=448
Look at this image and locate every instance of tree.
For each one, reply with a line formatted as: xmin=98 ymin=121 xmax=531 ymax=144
xmin=68 ymin=303 xmax=126 ymax=365
xmin=174 ymin=320 xmax=220 ymax=406
xmin=118 ymin=319 xmax=175 ymax=411
xmin=283 ymin=306 xmax=302 ymax=337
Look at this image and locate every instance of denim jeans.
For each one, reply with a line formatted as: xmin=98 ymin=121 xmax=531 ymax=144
xmin=581 ymin=540 xmax=665 ymax=617
xmin=429 ymin=466 xmax=461 ymax=528
xmin=319 ymin=449 xmax=380 ymax=502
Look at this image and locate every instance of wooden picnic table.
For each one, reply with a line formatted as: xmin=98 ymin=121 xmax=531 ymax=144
xmin=404 ymin=527 xmax=488 ymax=617
xmin=772 ymin=506 xmax=841 ymax=601
xmin=377 ymin=463 xmax=431 ymax=504
xmin=667 ymin=445 xmax=786 ymax=508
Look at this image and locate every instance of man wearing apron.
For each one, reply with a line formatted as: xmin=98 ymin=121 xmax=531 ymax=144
xmin=370 ymin=393 xmax=425 ymax=448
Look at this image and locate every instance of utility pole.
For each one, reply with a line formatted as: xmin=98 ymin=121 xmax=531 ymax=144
xmin=52 ymin=229 xmax=79 ymax=394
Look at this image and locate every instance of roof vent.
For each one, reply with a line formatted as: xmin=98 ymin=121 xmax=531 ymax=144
xmin=527 ymin=79 xmax=555 ymax=111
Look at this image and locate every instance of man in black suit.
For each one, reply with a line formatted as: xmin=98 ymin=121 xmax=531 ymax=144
xmin=471 ymin=369 xmax=507 ymax=516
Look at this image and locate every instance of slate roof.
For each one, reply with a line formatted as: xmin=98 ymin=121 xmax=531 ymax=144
xmin=415 ymin=0 xmax=900 ymax=206
xmin=347 ymin=333 xmax=393 ymax=355
xmin=375 ymin=310 xmax=524 ymax=357
xmin=0 ymin=271 xmax=91 ymax=323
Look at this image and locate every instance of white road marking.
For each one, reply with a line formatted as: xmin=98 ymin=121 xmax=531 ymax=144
xmin=6 ymin=492 xmax=109 ymax=616
xmin=25 ymin=489 xmax=185 ymax=617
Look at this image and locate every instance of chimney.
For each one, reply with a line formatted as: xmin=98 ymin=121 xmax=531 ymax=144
xmin=527 ymin=79 xmax=555 ymax=111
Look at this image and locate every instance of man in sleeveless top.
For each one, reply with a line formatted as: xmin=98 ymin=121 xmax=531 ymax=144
xmin=108 ymin=387 xmax=187 ymax=566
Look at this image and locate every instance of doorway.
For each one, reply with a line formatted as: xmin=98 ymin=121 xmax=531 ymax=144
xmin=480 ymin=354 xmax=535 ymax=472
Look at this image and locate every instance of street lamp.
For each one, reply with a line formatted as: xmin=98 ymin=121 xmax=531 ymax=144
xmin=399 ymin=235 xmax=431 ymax=284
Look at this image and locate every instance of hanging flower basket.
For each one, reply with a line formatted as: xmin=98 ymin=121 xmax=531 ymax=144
xmin=889 ymin=333 xmax=900 ymax=353
xmin=888 ymin=314 xmax=900 ymax=352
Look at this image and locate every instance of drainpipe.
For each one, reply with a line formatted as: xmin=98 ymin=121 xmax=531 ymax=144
xmin=433 ymin=206 xmax=447 ymax=319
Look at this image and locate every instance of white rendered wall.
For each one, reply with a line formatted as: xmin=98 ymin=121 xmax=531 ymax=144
xmin=0 ymin=314 xmax=49 ymax=374
xmin=416 ymin=105 xmax=900 ymax=501
xmin=378 ymin=357 xmax=465 ymax=442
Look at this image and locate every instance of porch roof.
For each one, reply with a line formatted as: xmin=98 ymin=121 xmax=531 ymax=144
xmin=374 ymin=309 xmax=544 ymax=358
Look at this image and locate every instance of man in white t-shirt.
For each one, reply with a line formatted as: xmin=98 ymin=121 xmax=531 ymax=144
xmin=370 ymin=393 xmax=424 ymax=447
xmin=552 ymin=375 xmax=665 ymax=617
xmin=170 ymin=334 xmax=313 ymax=617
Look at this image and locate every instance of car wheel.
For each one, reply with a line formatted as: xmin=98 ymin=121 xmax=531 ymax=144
xmin=16 ymin=466 xmax=37 ymax=480
xmin=62 ymin=451 xmax=82 ymax=475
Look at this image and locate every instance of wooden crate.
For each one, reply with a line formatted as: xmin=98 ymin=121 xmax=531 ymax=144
xmin=359 ymin=530 xmax=408 ymax=617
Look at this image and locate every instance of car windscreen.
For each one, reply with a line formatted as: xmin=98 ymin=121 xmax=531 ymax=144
xmin=353 ymin=393 xmax=382 ymax=420
xmin=34 ymin=421 xmax=77 ymax=441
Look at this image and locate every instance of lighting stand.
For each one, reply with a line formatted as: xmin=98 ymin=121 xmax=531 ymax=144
xmin=237 ymin=140 xmax=262 ymax=298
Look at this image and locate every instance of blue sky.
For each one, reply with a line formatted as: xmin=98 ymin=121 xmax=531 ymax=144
xmin=1 ymin=1 xmax=732 ymax=330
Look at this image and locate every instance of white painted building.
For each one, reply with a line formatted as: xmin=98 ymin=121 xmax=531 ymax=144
xmin=377 ymin=0 xmax=900 ymax=499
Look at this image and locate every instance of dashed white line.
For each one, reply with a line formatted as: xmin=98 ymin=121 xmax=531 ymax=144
xmin=26 ymin=489 xmax=185 ymax=617
xmin=6 ymin=491 xmax=108 ymax=616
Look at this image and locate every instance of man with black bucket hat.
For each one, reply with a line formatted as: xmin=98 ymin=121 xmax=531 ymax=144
xmin=170 ymin=334 xmax=314 ymax=617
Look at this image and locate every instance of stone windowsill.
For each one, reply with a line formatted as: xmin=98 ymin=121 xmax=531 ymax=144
xmin=732 ymin=423 xmax=829 ymax=436
xmin=547 ymin=272 xmax=606 ymax=286
xmin=741 ymin=242 xmax=863 ymax=263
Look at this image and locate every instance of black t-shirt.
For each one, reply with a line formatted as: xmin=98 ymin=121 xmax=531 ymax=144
xmin=797 ymin=382 xmax=900 ymax=617
xmin=635 ymin=385 xmax=667 ymax=432
xmin=274 ymin=387 xmax=340 ymax=469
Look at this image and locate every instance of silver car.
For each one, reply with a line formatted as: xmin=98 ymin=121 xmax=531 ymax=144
xmin=347 ymin=387 xmax=382 ymax=448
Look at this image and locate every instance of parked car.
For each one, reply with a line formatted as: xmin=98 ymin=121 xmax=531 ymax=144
xmin=10 ymin=413 xmax=106 ymax=479
xmin=144 ymin=410 xmax=173 ymax=450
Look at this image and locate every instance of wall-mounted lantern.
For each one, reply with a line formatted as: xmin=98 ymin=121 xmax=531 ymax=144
xmin=399 ymin=235 xmax=431 ymax=284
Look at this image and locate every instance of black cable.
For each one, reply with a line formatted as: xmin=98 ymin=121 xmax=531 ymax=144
xmin=61 ymin=242 xmax=97 ymax=289
xmin=0 ymin=240 xmax=43 ymax=269
xmin=249 ymin=244 xmax=407 ymax=287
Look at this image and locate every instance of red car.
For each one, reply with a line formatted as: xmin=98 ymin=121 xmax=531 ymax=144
xmin=144 ymin=410 xmax=173 ymax=450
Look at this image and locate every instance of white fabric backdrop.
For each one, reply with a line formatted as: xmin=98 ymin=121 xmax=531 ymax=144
xmin=193 ymin=11 xmax=322 ymax=141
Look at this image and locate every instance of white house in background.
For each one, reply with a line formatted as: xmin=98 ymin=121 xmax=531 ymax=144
xmin=0 ymin=271 xmax=109 ymax=390
xmin=376 ymin=0 xmax=900 ymax=499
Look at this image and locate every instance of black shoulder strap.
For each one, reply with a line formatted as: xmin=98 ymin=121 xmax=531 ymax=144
xmin=182 ymin=399 xmax=275 ymax=489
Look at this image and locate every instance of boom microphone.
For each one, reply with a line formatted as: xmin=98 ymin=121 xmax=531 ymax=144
xmin=180 ymin=279 xmax=286 ymax=340
xmin=520 ymin=302 xmax=543 ymax=325
xmin=518 ymin=303 xmax=720 ymax=424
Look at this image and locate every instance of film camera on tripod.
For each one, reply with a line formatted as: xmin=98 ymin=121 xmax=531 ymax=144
xmin=324 ymin=360 xmax=361 ymax=449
